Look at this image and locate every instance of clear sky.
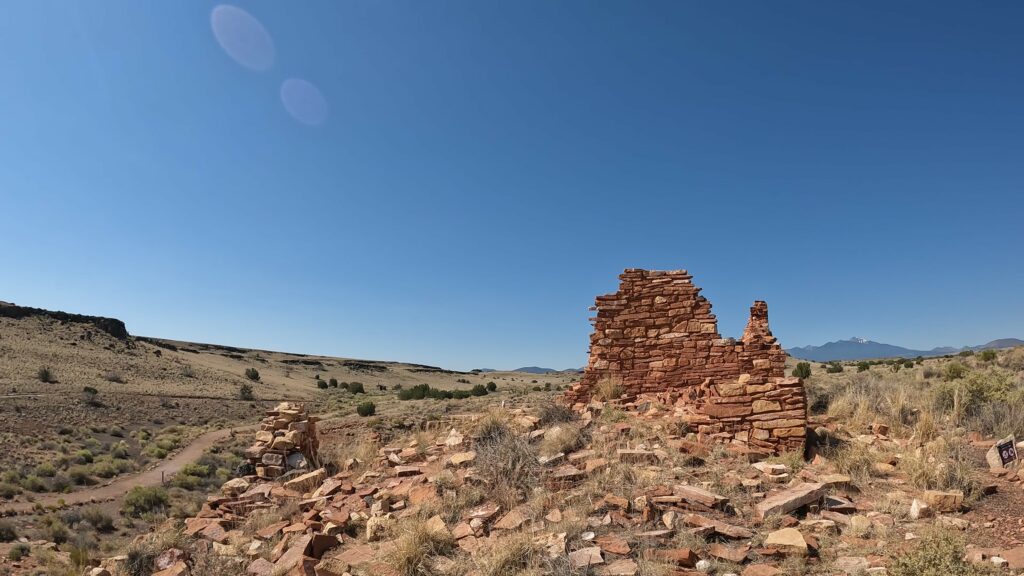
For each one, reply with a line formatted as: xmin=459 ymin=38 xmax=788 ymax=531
xmin=2 ymin=2 xmax=1022 ymax=371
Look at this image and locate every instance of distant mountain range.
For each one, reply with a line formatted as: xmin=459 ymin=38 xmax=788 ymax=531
xmin=787 ymin=337 xmax=1024 ymax=362
xmin=472 ymin=366 xmax=584 ymax=374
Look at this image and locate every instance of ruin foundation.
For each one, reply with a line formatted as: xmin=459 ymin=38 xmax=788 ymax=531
xmin=564 ymin=269 xmax=807 ymax=453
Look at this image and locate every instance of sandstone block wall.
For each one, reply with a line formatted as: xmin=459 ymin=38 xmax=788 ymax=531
xmin=564 ymin=269 xmax=806 ymax=453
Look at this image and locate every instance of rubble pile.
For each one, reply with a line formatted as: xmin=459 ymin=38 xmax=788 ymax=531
xmin=112 ymin=406 xmax=1024 ymax=576
xmin=245 ymin=403 xmax=321 ymax=480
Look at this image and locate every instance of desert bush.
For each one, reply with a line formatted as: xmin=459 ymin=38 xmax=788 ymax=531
xmin=792 ymin=362 xmax=811 ymax=379
xmin=935 ymin=368 xmax=1015 ymax=425
xmin=239 ymin=383 xmax=254 ymax=400
xmin=245 ymin=368 xmax=260 ymax=381
xmin=329 ymin=378 xmax=338 ymax=388
xmin=0 ymin=481 xmax=22 ymax=499
xmin=901 ymin=437 xmax=980 ymax=501
xmin=356 ymin=402 xmax=376 ymax=417
xmin=825 ymin=363 xmax=844 ymax=373
xmin=997 ymin=347 xmax=1024 ymax=370
xmin=317 ymin=379 xmax=328 ymax=389
xmin=943 ymin=362 xmax=968 ymax=381
xmin=537 ymin=403 xmax=576 ymax=426
xmin=349 ymin=382 xmax=365 ymax=394
xmin=37 ymin=366 xmax=54 ymax=383
xmin=539 ymin=423 xmax=585 ymax=456
xmin=486 ymin=381 xmax=497 ymax=392
xmin=594 ymin=377 xmax=623 ymax=401
xmin=21 ymin=474 xmax=47 ymax=492
xmin=856 ymin=361 xmax=870 ymax=372
xmin=978 ymin=349 xmax=997 ymax=362
xmin=959 ymin=350 xmax=975 ymax=357
xmin=471 ymin=384 xmax=488 ymax=397
xmin=68 ymin=466 xmax=92 ymax=485
xmin=34 ymin=462 xmax=57 ymax=477
xmin=74 ymin=449 xmax=94 ymax=464
xmin=473 ymin=413 xmax=539 ymax=508
xmin=181 ymin=364 xmax=196 ymax=378
xmin=889 ymin=528 xmax=995 ymax=576
xmin=41 ymin=515 xmax=70 ymax=544
xmin=181 ymin=463 xmax=210 ymax=477
xmin=0 ymin=520 xmax=17 ymax=542
xmin=8 ymin=543 xmax=29 ymax=561
xmin=103 ymin=370 xmax=125 ymax=383
xmin=81 ymin=507 xmax=115 ymax=533
xmin=123 ymin=486 xmax=169 ymax=517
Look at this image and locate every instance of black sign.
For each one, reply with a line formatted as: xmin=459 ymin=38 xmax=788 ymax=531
xmin=996 ymin=438 xmax=1018 ymax=467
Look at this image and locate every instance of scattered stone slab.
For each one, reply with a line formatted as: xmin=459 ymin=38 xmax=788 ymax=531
xmin=763 ymin=528 xmax=808 ymax=556
xmin=569 ymin=546 xmax=604 ymax=568
xmin=755 ymin=483 xmax=826 ymax=519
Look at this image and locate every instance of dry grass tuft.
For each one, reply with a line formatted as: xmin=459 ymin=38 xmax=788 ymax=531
xmin=594 ymin=377 xmax=623 ymax=402
xmin=386 ymin=520 xmax=455 ymax=576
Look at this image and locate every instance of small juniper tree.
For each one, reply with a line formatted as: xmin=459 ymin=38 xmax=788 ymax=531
xmin=244 ymin=368 xmax=260 ymax=382
xmin=792 ymin=362 xmax=811 ymax=379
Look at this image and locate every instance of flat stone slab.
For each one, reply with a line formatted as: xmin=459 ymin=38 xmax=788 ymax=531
xmin=755 ymin=482 xmax=826 ymax=519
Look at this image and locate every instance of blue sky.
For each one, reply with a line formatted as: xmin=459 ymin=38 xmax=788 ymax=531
xmin=2 ymin=1 xmax=1022 ymax=371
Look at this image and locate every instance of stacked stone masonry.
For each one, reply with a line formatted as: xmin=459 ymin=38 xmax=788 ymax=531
xmin=245 ymin=402 xmax=321 ymax=480
xmin=564 ymin=269 xmax=807 ymax=453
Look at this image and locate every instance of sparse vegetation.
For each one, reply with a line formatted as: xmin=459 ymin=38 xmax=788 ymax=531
xmin=37 ymin=365 xmax=54 ymax=382
xmin=239 ymin=383 xmax=255 ymax=400
xmin=245 ymin=367 xmax=260 ymax=381
xmin=349 ymin=381 xmax=365 ymax=394
xmin=792 ymin=361 xmax=811 ymax=378
xmin=889 ymin=528 xmax=995 ymax=576
xmin=123 ymin=486 xmax=169 ymax=517
xmin=356 ymin=401 xmax=376 ymax=417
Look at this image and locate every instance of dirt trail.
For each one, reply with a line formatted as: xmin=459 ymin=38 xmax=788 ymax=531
xmin=0 ymin=425 xmax=254 ymax=515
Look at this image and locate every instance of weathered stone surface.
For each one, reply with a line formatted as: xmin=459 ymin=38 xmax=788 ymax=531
xmin=568 ymin=546 xmax=604 ymax=568
xmin=763 ymin=528 xmax=808 ymax=555
xmin=922 ymin=490 xmax=964 ymax=512
xmin=755 ymin=482 xmax=827 ymax=519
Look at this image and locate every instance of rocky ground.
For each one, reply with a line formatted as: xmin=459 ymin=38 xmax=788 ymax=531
xmin=11 ymin=384 xmax=1019 ymax=576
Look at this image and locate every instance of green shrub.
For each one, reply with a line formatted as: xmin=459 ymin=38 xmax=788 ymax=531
xmin=316 ymin=379 xmax=328 ymax=389
xmin=169 ymin=473 xmax=203 ymax=490
xmin=245 ymin=368 xmax=260 ymax=381
xmin=452 ymin=390 xmax=472 ymax=399
xmin=8 ymin=543 xmax=29 ymax=561
xmin=856 ymin=361 xmax=870 ymax=372
xmin=110 ymin=442 xmax=129 ymax=460
xmin=0 ymin=520 xmax=17 ymax=542
xmin=825 ymin=363 xmax=844 ymax=374
xmin=34 ymin=462 xmax=57 ymax=477
xmin=349 ymin=382 xmax=365 ymax=394
xmin=51 ymin=474 xmax=71 ymax=493
xmin=978 ymin=349 xmax=997 ymax=362
xmin=68 ymin=466 xmax=92 ymax=485
xmin=356 ymin=402 xmax=376 ymax=417
xmin=82 ymin=507 xmax=115 ymax=533
xmin=42 ymin=515 xmax=69 ymax=543
xmin=123 ymin=486 xmax=168 ymax=517
xmin=792 ymin=362 xmax=811 ymax=379
xmin=145 ymin=445 xmax=168 ymax=459
xmin=486 ymin=381 xmax=497 ymax=392
xmin=958 ymin=350 xmax=975 ymax=357
xmin=74 ymin=449 xmax=94 ymax=464
xmin=329 ymin=378 xmax=338 ymax=388
xmin=471 ymin=384 xmax=488 ymax=397
xmin=38 ymin=366 xmax=54 ymax=383
xmin=239 ymin=383 xmax=254 ymax=400
xmin=944 ymin=362 xmax=968 ymax=381
xmin=21 ymin=475 xmax=47 ymax=492
xmin=181 ymin=463 xmax=210 ymax=477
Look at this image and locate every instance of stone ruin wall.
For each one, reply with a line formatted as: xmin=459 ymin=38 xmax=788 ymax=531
xmin=564 ymin=269 xmax=807 ymax=453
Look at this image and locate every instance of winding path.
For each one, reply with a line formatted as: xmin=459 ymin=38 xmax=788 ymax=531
xmin=0 ymin=425 xmax=253 ymax=515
